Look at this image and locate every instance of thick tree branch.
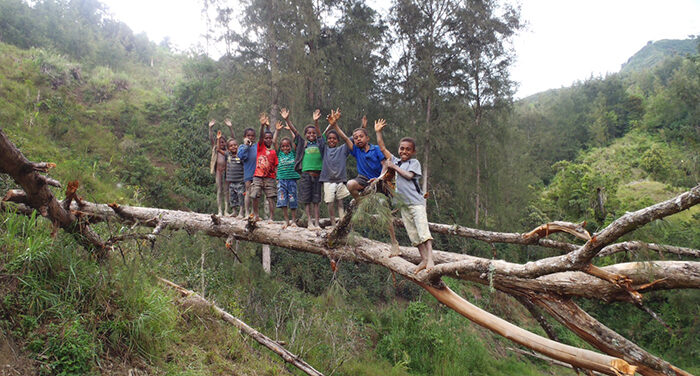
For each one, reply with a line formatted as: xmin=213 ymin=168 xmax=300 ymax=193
xmin=0 ymin=128 xmax=106 ymax=258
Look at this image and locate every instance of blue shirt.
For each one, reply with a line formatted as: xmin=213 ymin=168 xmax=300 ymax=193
xmin=237 ymin=143 xmax=258 ymax=182
xmin=350 ymin=144 xmax=385 ymax=179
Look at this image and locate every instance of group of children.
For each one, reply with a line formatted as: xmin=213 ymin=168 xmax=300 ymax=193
xmin=208 ymin=109 xmax=434 ymax=272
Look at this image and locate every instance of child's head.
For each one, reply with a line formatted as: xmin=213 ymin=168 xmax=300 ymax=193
xmin=244 ymin=128 xmax=256 ymax=142
xmin=227 ymin=139 xmax=238 ymax=154
xmin=218 ymin=135 xmax=227 ymax=149
xmin=352 ymin=128 xmax=369 ymax=149
xmin=263 ymin=130 xmax=273 ymax=148
xmin=326 ymin=130 xmax=339 ymax=148
xmin=398 ymin=137 xmax=416 ymax=161
xmin=304 ymin=125 xmax=317 ymax=142
xmin=280 ymin=137 xmax=292 ymax=153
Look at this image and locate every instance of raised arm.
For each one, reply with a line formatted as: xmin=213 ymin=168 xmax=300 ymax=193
xmin=224 ymin=118 xmax=236 ymax=140
xmin=272 ymin=121 xmax=284 ymax=149
xmin=280 ymin=108 xmax=298 ymax=136
xmin=258 ymin=112 xmax=269 ymax=143
xmin=330 ymin=110 xmax=353 ymax=150
xmin=208 ymin=119 xmax=216 ymax=146
xmin=361 ymin=114 xmax=367 ymax=129
xmin=327 ymin=110 xmax=355 ymax=150
xmin=312 ymin=109 xmax=322 ymax=136
xmin=374 ymin=119 xmax=393 ymax=160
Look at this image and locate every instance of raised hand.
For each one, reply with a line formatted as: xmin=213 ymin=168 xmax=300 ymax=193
xmin=224 ymin=118 xmax=232 ymax=127
xmin=216 ymin=130 xmax=222 ymax=139
xmin=280 ymin=108 xmax=290 ymax=120
xmin=275 ymin=120 xmax=284 ymax=131
xmin=361 ymin=115 xmax=367 ymax=129
xmin=259 ymin=112 xmax=269 ymax=126
xmin=209 ymin=119 xmax=216 ymax=127
xmin=312 ymin=109 xmax=321 ymax=122
xmin=374 ymin=118 xmax=387 ymax=132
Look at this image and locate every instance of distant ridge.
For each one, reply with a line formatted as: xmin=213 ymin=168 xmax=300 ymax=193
xmin=620 ymin=38 xmax=698 ymax=73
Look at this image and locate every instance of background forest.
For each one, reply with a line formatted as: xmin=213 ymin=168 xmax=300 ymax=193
xmin=0 ymin=0 xmax=698 ymax=375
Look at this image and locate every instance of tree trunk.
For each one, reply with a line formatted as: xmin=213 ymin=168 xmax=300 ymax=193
xmin=262 ymin=244 xmax=271 ymax=274
xmin=422 ymin=95 xmax=432 ymax=194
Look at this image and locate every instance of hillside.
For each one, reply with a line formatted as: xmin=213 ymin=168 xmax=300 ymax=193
xmin=621 ymin=38 xmax=699 ymax=74
xmin=1 ymin=1 xmax=699 ymax=375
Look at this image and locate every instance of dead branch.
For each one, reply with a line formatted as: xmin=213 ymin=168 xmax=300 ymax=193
xmin=599 ymin=241 xmax=700 ymax=258
xmin=0 ymin=128 xmax=106 ymax=258
xmin=158 ymin=277 xmax=325 ymax=376
xmin=523 ymin=221 xmax=591 ymax=241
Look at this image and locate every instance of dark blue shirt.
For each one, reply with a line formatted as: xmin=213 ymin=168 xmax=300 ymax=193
xmin=237 ymin=143 xmax=258 ymax=182
xmin=350 ymin=144 xmax=385 ymax=179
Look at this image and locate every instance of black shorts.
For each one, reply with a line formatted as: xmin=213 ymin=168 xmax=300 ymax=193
xmin=353 ymin=174 xmax=392 ymax=197
xmin=299 ymin=171 xmax=322 ymax=203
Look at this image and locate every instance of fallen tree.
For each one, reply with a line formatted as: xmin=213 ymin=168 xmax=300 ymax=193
xmin=2 ymin=127 xmax=698 ymax=375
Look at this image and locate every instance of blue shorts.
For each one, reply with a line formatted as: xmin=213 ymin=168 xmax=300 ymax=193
xmin=276 ymin=179 xmax=298 ymax=209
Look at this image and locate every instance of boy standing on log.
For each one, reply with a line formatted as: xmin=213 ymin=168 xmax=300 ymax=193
xmin=272 ymin=118 xmax=300 ymax=228
xmin=237 ymin=124 xmax=258 ymax=216
xmin=284 ymin=108 xmax=325 ymax=229
xmin=375 ymin=119 xmax=434 ymax=272
xmin=250 ymin=113 xmax=278 ymax=222
xmin=224 ymin=119 xmax=245 ymax=217
xmin=209 ymin=119 xmax=235 ymax=216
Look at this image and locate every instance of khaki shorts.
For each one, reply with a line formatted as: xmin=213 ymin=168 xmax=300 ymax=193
xmin=400 ymin=204 xmax=433 ymax=246
xmin=323 ymin=182 xmax=350 ymax=203
xmin=250 ymin=177 xmax=276 ymax=199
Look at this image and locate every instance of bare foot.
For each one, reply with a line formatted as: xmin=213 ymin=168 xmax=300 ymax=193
xmin=389 ymin=243 xmax=401 ymax=257
xmin=282 ymin=223 xmax=288 ymax=229
xmin=426 ymin=259 xmax=434 ymax=270
xmin=217 ymin=210 xmax=223 ymax=216
xmin=414 ymin=261 xmax=428 ymax=274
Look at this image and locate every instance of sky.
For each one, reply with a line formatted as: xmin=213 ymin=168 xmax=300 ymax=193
xmin=101 ymin=0 xmax=700 ymax=98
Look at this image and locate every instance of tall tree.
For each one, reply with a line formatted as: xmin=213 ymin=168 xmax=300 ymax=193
xmin=453 ymin=0 xmax=522 ymax=225
xmin=390 ymin=0 xmax=459 ymax=193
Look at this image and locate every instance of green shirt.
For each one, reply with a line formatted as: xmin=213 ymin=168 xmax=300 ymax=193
xmin=301 ymin=142 xmax=322 ymax=171
xmin=277 ymin=150 xmax=300 ymax=180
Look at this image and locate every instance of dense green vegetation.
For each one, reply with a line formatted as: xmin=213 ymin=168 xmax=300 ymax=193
xmin=0 ymin=0 xmax=698 ymax=374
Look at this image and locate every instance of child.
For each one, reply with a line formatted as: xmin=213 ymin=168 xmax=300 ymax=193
xmin=375 ymin=119 xmax=434 ymax=273
xmin=336 ymin=113 xmax=400 ymax=255
xmin=208 ymin=119 xmax=235 ymax=216
xmin=321 ymin=110 xmax=351 ymax=226
xmin=272 ymin=119 xmax=300 ymax=228
xmin=237 ymin=124 xmax=258 ymax=216
xmin=249 ymin=113 xmax=278 ymax=221
xmin=224 ymin=119 xmax=245 ymax=217
xmin=282 ymin=108 xmax=325 ymax=229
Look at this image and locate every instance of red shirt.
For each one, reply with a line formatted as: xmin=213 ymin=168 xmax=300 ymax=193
xmin=254 ymin=142 xmax=278 ymax=178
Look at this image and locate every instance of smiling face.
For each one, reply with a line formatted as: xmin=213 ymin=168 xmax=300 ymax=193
xmin=304 ymin=126 xmax=317 ymax=142
xmin=326 ymin=132 xmax=339 ymax=148
xmin=263 ymin=132 xmax=273 ymax=148
xmin=280 ymin=138 xmax=292 ymax=153
xmin=352 ymin=129 xmax=369 ymax=149
xmin=227 ymin=139 xmax=238 ymax=154
xmin=398 ymin=140 xmax=416 ymax=162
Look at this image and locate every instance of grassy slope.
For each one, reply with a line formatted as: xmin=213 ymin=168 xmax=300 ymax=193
xmin=0 ymin=41 xmax=560 ymax=375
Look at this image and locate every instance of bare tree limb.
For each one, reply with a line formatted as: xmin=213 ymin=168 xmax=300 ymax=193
xmin=0 ymin=128 xmax=106 ymax=258
xmin=158 ymin=277 xmax=325 ymax=376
